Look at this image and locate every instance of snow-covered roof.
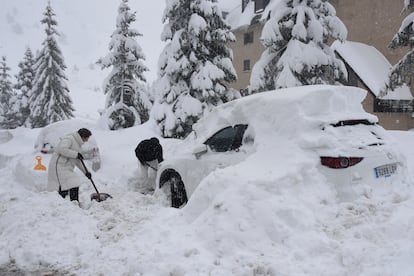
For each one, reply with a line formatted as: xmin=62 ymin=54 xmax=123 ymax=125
xmin=225 ymin=0 xmax=282 ymax=30
xmin=225 ymin=1 xmax=254 ymax=29
xmin=332 ymin=40 xmax=413 ymax=100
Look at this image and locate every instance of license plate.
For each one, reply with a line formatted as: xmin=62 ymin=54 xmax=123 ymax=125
xmin=374 ymin=163 xmax=397 ymax=178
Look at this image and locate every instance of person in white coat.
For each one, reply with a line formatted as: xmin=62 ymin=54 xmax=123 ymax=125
xmin=47 ymin=128 xmax=92 ymax=202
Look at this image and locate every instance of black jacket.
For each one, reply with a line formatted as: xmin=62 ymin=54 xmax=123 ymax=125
xmin=135 ymin=137 xmax=163 ymax=165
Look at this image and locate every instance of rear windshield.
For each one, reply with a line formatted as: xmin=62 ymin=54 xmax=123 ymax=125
xmin=323 ymin=119 xmax=385 ymax=148
xmin=331 ymin=119 xmax=376 ymax=127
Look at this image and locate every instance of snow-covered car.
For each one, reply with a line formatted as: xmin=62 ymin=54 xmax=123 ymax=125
xmin=34 ymin=119 xmax=101 ymax=171
xmin=156 ymin=85 xmax=405 ymax=208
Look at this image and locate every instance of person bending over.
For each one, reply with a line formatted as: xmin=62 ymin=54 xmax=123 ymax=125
xmin=134 ymin=137 xmax=163 ymax=191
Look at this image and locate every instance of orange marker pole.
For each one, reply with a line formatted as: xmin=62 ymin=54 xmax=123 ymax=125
xmin=34 ymin=156 xmax=47 ymax=171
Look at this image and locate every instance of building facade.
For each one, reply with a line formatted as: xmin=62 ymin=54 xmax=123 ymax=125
xmin=227 ymin=0 xmax=414 ymax=130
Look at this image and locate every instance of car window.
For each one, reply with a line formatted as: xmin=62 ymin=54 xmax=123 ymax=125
xmin=231 ymin=124 xmax=248 ymax=150
xmin=205 ymin=124 xmax=248 ymax=152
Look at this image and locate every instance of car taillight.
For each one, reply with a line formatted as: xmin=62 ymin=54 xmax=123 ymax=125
xmin=320 ymin=157 xmax=363 ymax=169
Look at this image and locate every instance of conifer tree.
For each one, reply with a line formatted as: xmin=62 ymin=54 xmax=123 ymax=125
xmin=388 ymin=0 xmax=414 ymax=89
xmin=152 ymin=0 xmax=238 ymax=138
xmin=249 ymin=0 xmax=347 ymax=93
xmin=0 ymin=56 xmax=17 ymax=128
xmin=98 ymin=0 xmax=150 ymax=130
xmin=28 ymin=2 xmax=74 ymax=128
xmin=14 ymin=47 xmax=35 ymax=127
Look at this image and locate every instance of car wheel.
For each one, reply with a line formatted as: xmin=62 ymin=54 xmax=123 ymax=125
xmin=168 ymin=174 xmax=188 ymax=208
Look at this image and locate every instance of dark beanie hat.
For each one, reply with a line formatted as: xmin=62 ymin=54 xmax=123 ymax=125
xmin=78 ymin=128 xmax=92 ymax=138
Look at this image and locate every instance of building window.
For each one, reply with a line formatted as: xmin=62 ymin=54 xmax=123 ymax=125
xmin=255 ymin=0 xmax=270 ymax=13
xmin=347 ymin=69 xmax=358 ymax=87
xmin=374 ymin=99 xmax=413 ymax=113
xmin=243 ymin=59 xmax=251 ymax=71
xmin=244 ymin=31 xmax=254 ymax=44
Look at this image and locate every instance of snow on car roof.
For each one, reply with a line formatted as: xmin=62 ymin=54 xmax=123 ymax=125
xmin=193 ymin=85 xmax=378 ymax=141
xmin=34 ymin=118 xmax=98 ymax=151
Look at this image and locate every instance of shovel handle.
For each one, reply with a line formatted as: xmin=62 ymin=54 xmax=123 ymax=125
xmin=79 ymin=158 xmax=100 ymax=196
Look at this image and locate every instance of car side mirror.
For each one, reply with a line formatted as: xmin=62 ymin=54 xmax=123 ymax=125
xmin=192 ymin=144 xmax=208 ymax=159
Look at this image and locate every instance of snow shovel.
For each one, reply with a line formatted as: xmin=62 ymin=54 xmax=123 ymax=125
xmin=80 ymin=159 xmax=112 ymax=202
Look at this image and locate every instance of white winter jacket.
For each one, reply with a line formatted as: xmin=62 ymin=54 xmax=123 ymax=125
xmin=47 ymin=132 xmax=87 ymax=192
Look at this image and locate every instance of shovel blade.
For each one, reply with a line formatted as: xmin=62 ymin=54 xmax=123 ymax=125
xmin=90 ymin=193 xmax=112 ymax=202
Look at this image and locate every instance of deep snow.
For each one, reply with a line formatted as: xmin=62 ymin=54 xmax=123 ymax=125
xmin=1 ymin=95 xmax=414 ymax=275
xmin=1 ymin=1 xmax=414 ymax=275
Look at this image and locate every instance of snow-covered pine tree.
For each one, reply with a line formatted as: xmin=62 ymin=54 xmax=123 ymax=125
xmin=249 ymin=0 xmax=347 ymax=93
xmin=0 ymin=56 xmax=17 ymax=129
xmin=388 ymin=0 xmax=414 ymax=89
xmin=28 ymin=2 xmax=74 ymax=128
xmin=152 ymin=0 xmax=238 ymax=138
xmin=14 ymin=47 xmax=35 ymax=127
xmin=403 ymin=0 xmax=414 ymax=12
xmin=98 ymin=0 xmax=150 ymax=130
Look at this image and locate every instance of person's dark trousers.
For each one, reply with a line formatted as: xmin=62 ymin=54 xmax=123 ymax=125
xmin=59 ymin=187 xmax=79 ymax=201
